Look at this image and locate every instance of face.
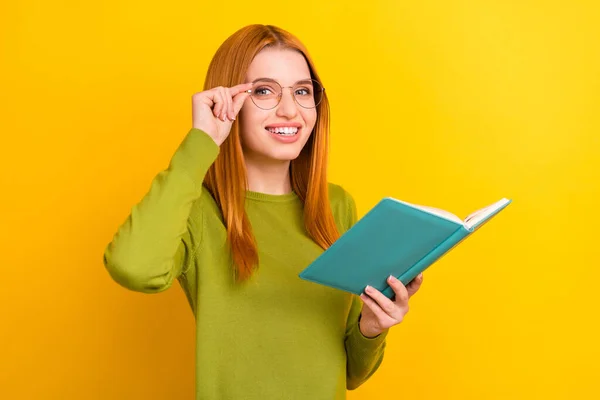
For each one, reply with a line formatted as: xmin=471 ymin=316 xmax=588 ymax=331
xmin=238 ymin=48 xmax=318 ymax=164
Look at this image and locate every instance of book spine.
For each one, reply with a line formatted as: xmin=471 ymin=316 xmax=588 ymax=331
xmin=381 ymin=225 xmax=471 ymax=298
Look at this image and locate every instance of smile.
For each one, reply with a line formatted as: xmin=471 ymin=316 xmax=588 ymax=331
xmin=265 ymin=127 xmax=299 ymax=135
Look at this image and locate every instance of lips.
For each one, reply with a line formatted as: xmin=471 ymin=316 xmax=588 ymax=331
xmin=264 ymin=122 xmax=303 ymax=129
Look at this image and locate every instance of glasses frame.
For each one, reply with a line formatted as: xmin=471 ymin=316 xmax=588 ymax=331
xmin=246 ymin=78 xmax=325 ymax=110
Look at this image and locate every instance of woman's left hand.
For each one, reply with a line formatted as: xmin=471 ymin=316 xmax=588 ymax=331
xmin=359 ymin=273 xmax=424 ymax=338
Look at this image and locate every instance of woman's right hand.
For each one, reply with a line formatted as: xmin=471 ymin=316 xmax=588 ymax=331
xmin=192 ymin=82 xmax=253 ymax=146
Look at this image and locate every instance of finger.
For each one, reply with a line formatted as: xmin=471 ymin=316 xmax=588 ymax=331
xmin=360 ymin=293 xmax=393 ymax=322
xmin=220 ymin=86 xmax=231 ymax=121
xmin=407 ymin=273 xmax=423 ymax=288
xmin=218 ymin=87 xmax=229 ymax=121
xmin=387 ymin=275 xmax=409 ymax=304
xmin=229 ymin=82 xmax=253 ymax=116
xmin=225 ymin=87 xmax=234 ymax=120
xmin=229 ymin=82 xmax=254 ymax=97
xmin=232 ymin=90 xmax=251 ymax=115
xmin=194 ymin=91 xmax=214 ymax=108
xmin=215 ymin=88 xmax=227 ymax=121
xmin=211 ymin=89 xmax=224 ymax=119
xmin=364 ymin=285 xmax=397 ymax=316
xmin=407 ymin=273 xmax=424 ymax=297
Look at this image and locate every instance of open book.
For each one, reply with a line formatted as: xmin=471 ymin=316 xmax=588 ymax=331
xmin=299 ymin=197 xmax=512 ymax=299
xmin=391 ymin=197 xmax=512 ymax=230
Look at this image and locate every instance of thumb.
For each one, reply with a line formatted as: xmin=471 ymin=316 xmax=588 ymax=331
xmin=232 ymin=91 xmax=251 ymax=115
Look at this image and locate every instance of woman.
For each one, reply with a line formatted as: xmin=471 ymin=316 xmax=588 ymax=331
xmin=104 ymin=24 xmax=424 ymax=399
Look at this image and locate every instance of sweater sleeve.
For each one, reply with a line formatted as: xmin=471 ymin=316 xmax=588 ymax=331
xmin=103 ymin=128 xmax=219 ymax=293
xmin=342 ymin=190 xmax=389 ymax=390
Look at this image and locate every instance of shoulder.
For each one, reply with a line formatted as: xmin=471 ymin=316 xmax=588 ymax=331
xmin=327 ymin=182 xmax=355 ymax=205
xmin=327 ymin=182 xmax=358 ymax=234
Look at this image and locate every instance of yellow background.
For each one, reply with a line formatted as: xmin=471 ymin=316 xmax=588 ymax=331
xmin=1 ymin=0 xmax=599 ymax=399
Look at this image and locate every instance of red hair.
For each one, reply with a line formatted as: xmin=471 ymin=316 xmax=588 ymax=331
xmin=202 ymin=24 xmax=340 ymax=282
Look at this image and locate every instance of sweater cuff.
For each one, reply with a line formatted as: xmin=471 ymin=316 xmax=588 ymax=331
xmin=347 ymin=314 xmax=389 ymax=352
xmin=168 ymin=128 xmax=220 ymax=191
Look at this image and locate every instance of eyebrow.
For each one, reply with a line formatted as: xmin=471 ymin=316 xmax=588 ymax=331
xmin=251 ymin=77 xmax=313 ymax=84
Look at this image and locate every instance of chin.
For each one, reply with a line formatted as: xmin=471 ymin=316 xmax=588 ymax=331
xmin=263 ymin=137 xmax=309 ymax=161
xmin=242 ymin=132 xmax=310 ymax=162
xmin=267 ymin=148 xmax=303 ymax=161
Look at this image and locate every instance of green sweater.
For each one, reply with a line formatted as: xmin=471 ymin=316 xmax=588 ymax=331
xmin=103 ymin=128 xmax=389 ymax=399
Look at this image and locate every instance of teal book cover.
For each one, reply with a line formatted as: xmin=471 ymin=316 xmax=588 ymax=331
xmin=299 ymin=197 xmax=512 ymax=299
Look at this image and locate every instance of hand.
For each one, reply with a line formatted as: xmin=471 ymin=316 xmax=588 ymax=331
xmin=358 ymin=273 xmax=424 ymax=338
xmin=191 ymin=82 xmax=253 ymax=146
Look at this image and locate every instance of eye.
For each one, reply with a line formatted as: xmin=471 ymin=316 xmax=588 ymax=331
xmin=254 ymin=85 xmax=277 ymax=97
xmin=295 ymin=86 xmax=312 ymax=97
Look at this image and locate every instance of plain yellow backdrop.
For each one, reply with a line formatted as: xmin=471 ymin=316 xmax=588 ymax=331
xmin=1 ymin=0 xmax=599 ymax=399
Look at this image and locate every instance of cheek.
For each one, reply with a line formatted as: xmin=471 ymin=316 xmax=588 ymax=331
xmin=239 ymin=106 xmax=267 ymax=146
xmin=303 ymin=109 xmax=318 ymax=131
xmin=239 ymin=106 xmax=260 ymax=132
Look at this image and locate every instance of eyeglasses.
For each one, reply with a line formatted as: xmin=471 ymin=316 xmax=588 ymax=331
xmin=246 ymin=78 xmax=325 ymax=110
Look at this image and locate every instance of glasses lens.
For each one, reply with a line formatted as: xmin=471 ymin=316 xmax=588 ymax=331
xmin=249 ymin=79 xmax=324 ymax=109
xmin=250 ymin=80 xmax=281 ymax=110
xmin=293 ymin=79 xmax=323 ymax=109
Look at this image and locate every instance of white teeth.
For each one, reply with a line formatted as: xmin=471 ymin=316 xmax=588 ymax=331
xmin=267 ymin=127 xmax=299 ymax=136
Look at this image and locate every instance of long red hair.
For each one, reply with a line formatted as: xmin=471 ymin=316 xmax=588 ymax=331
xmin=202 ymin=24 xmax=340 ymax=282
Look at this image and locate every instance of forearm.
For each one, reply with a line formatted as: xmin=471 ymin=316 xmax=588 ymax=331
xmin=344 ymin=296 xmax=389 ymax=389
xmin=103 ymin=128 xmax=219 ymax=292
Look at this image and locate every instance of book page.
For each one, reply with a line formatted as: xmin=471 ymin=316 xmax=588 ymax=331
xmin=464 ymin=198 xmax=511 ymax=229
xmin=387 ymin=197 xmax=509 ymax=228
xmin=387 ymin=198 xmax=463 ymax=224
xmin=415 ymin=205 xmax=464 ymax=224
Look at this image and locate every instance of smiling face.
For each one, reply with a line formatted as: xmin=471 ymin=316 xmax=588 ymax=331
xmin=238 ymin=47 xmax=318 ymax=164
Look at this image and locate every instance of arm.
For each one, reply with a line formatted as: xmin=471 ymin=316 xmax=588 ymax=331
xmin=103 ymin=128 xmax=219 ymax=293
xmin=345 ymin=295 xmax=389 ymax=390
xmin=341 ymin=189 xmax=390 ymax=389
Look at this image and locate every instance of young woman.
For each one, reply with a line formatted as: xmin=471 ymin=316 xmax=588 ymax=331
xmin=104 ymin=24 xmax=424 ymax=400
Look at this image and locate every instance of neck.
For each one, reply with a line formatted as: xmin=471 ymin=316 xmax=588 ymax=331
xmin=244 ymin=155 xmax=293 ymax=195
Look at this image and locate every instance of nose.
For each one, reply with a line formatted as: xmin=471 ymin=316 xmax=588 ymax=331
xmin=275 ymin=88 xmax=299 ymax=119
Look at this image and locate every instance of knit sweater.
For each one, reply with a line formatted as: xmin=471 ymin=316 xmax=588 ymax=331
xmin=103 ymin=128 xmax=388 ymax=399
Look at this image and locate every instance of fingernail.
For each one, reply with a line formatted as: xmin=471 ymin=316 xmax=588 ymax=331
xmin=365 ymin=285 xmax=373 ymax=293
xmin=388 ymin=275 xmax=398 ymax=282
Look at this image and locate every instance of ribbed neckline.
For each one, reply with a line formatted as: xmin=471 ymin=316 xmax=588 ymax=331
xmin=245 ymin=189 xmax=299 ymax=203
